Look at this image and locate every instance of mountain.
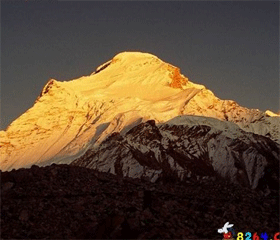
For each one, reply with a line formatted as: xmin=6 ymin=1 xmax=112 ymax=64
xmin=1 ymin=52 xmax=279 ymax=176
xmin=71 ymin=116 xmax=279 ymax=190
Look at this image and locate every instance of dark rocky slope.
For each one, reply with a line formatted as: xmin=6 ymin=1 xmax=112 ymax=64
xmin=1 ymin=164 xmax=279 ymax=239
xmin=71 ymin=120 xmax=279 ymax=190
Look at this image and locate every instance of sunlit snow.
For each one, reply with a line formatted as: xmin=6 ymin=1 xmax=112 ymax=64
xmin=0 ymin=51 xmax=278 ymax=171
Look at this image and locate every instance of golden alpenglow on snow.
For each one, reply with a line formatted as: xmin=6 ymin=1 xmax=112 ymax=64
xmin=0 ymin=52 xmax=279 ymax=172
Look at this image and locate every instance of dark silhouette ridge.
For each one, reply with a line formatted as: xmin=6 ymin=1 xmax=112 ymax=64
xmin=1 ymin=164 xmax=279 ymax=239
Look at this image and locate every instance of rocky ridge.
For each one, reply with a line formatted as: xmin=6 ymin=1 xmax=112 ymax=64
xmin=71 ymin=117 xmax=279 ymax=190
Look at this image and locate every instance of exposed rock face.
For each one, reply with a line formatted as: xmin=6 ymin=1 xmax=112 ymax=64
xmin=1 ymin=164 xmax=279 ymax=239
xmin=168 ymin=66 xmax=188 ymax=89
xmin=71 ymin=118 xmax=279 ymax=190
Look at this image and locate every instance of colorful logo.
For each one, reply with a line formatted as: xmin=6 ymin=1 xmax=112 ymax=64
xmin=218 ymin=222 xmax=235 ymax=240
xmin=217 ymin=223 xmax=279 ymax=240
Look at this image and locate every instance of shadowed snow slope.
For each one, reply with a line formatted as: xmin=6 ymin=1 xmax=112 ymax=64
xmin=0 ymin=51 xmax=279 ymax=172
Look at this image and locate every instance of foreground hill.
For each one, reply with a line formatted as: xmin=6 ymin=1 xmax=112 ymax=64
xmin=1 ymin=52 xmax=279 ymax=171
xmin=1 ymin=164 xmax=279 ymax=239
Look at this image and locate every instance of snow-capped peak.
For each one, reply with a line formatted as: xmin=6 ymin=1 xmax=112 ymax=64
xmin=265 ymin=110 xmax=280 ymax=117
xmin=112 ymin=51 xmax=161 ymax=63
xmin=0 ymin=51 xmax=278 ymax=171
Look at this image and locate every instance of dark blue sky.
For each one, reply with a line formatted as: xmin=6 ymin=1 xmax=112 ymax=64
xmin=1 ymin=1 xmax=279 ymax=130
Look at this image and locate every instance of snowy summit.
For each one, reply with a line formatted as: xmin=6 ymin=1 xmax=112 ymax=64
xmin=0 ymin=51 xmax=279 ymax=174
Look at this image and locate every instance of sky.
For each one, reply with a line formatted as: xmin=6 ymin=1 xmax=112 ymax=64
xmin=1 ymin=1 xmax=279 ymax=130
